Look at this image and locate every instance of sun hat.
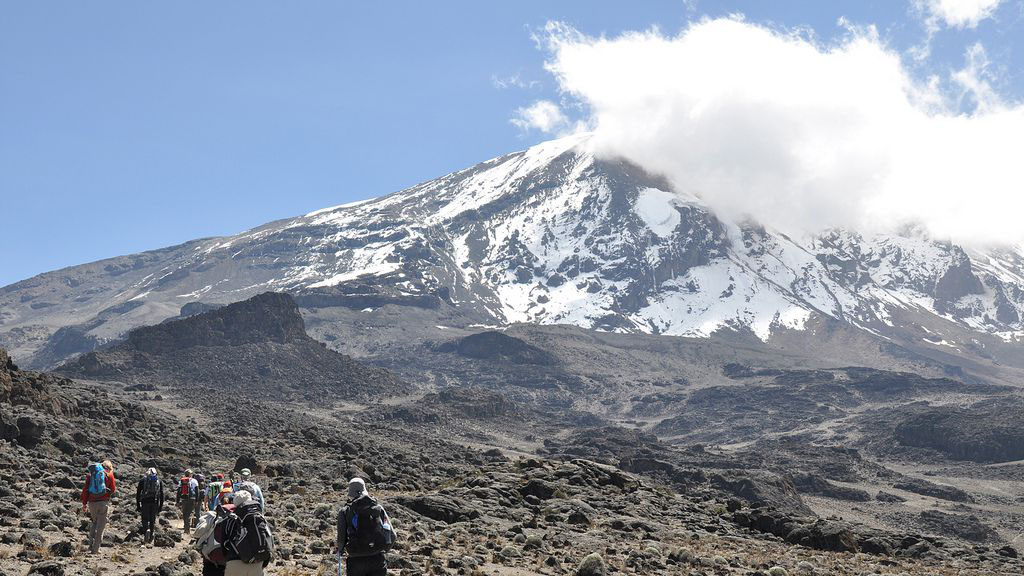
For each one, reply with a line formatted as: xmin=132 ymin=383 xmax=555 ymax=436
xmin=348 ymin=477 xmax=367 ymax=499
xmin=233 ymin=490 xmax=253 ymax=508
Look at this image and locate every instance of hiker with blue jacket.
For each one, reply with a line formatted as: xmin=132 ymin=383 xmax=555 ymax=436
xmin=80 ymin=460 xmax=116 ymax=554
xmin=233 ymin=468 xmax=266 ymax=513
xmin=337 ymin=478 xmax=396 ymax=576
xmin=135 ymin=467 xmax=164 ymax=545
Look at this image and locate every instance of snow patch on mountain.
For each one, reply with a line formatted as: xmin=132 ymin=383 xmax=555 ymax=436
xmin=635 ymin=188 xmax=682 ymax=238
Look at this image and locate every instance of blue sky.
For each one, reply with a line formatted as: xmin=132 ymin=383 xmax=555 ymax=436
xmin=1 ymin=1 xmax=1022 ymax=287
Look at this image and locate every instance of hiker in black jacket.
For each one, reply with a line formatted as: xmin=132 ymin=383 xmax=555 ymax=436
xmin=221 ymin=490 xmax=273 ymax=575
xmin=337 ymin=478 xmax=397 ymax=576
xmin=135 ymin=467 xmax=164 ymax=545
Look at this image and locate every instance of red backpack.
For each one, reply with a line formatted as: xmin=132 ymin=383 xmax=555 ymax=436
xmin=179 ymin=477 xmax=192 ymax=498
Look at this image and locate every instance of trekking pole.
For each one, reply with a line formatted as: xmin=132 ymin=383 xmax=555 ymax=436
xmin=338 ymin=553 xmax=343 ymax=576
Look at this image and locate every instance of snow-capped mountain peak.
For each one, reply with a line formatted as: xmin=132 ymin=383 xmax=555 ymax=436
xmin=2 ymin=134 xmax=1023 ymax=367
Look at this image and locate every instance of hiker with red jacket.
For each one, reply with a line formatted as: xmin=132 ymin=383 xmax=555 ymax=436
xmin=337 ymin=478 xmax=396 ymax=576
xmin=80 ymin=460 xmax=116 ymax=554
xmin=176 ymin=469 xmax=201 ymax=532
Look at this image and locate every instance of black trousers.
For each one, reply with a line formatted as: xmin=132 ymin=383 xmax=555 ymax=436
xmin=202 ymin=559 xmax=225 ymax=576
xmin=140 ymin=500 xmax=159 ymax=535
xmin=347 ymin=554 xmax=387 ymax=576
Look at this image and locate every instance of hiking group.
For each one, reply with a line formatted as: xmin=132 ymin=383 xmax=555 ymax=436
xmin=81 ymin=461 xmax=396 ymax=575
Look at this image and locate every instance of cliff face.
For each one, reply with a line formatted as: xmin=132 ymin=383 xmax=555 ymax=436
xmin=893 ymin=398 xmax=1024 ymax=463
xmin=59 ymin=292 xmax=408 ymax=402
xmin=124 ymin=292 xmax=307 ymax=353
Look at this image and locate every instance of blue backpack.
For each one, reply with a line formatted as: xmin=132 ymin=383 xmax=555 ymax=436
xmin=87 ymin=464 xmax=107 ymax=495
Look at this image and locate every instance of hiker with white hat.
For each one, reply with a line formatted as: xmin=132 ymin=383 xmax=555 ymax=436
xmin=337 ymin=478 xmax=397 ymax=576
xmin=221 ymin=490 xmax=274 ymax=575
xmin=135 ymin=467 xmax=164 ymax=546
xmin=233 ymin=468 xmax=266 ymax=514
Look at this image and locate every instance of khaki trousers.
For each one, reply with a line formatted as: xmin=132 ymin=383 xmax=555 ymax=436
xmin=87 ymin=500 xmax=109 ymax=553
xmin=225 ymin=560 xmax=264 ymax=576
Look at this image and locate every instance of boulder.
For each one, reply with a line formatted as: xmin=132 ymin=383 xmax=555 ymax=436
xmin=28 ymin=562 xmax=63 ymax=576
xmin=16 ymin=416 xmax=44 ymax=448
xmin=392 ymin=494 xmax=480 ymax=524
xmin=576 ymin=553 xmax=607 ymax=576
xmin=234 ymin=454 xmax=261 ymax=474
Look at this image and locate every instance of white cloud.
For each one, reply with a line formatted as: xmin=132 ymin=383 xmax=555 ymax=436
xmin=510 ymin=100 xmax=570 ymax=133
xmin=492 ymin=73 xmax=541 ymax=90
xmin=540 ymin=18 xmax=1024 ymax=246
xmin=916 ymin=0 xmax=1004 ymax=29
xmin=951 ymin=42 xmax=1001 ymax=112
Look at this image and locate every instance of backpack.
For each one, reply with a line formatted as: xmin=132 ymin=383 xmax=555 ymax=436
xmin=180 ymin=475 xmax=195 ymax=498
xmin=194 ymin=509 xmax=231 ymax=565
xmin=140 ymin=475 xmax=160 ymax=501
xmin=345 ymin=497 xmax=395 ymax=557
xmin=235 ymin=481 xmax=259 ymax=502
xmin=87 ymin=464 xmax=107 ymax=495
xmin=226 ymin=506 xmax=274 ymax=564
xmin=193 ymin=511 xmax=217 ymax=546
xmin=207 ymin=481 xmax=223 ymax=502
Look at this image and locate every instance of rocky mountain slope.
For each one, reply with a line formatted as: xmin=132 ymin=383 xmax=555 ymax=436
xmin=4 ymin=345 xmax=1023 ymax=576
xmin=3 ymin=134 xmax=1024 ymax=371
xmin=56 ymin=292 xmax=407 ymax=402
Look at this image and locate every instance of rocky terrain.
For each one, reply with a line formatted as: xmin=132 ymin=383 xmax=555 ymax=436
xmin=3 ymin=344 xmax=1024 ymax=576
xmin=2 ymin=293 xmax=1023 ymax=575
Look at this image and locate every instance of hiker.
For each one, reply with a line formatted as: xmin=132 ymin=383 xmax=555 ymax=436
xmin=80 ymin=460 xmax=116 ymax=554
xmin=195 ymin=491 xmax=236 ymax=576
xmin=222 ymin=490 xmax=274 ymax=575
xmin=233 ymin=468 xmax=266 ymax=513
xmin=135 ymin=467 xmax=164 ymax=545
xmin=176 ymin=469 xmax=201 ymax=532
xmin=207 ymin=473 xmax=225 ymax=510
xmin=337 ymin=478 xmax=396 ymax=576
xmin=195 ymin=472 xmax=208 ymax=520
xmin=212 ymin=485 xmax=233 ymax=509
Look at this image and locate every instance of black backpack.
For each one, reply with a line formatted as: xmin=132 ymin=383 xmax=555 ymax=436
xmin=345 ymin=497 xmax=394 ymax=557
xmin=226 ymin=506 xmax=274 ymax=565
xmin=140 ymin=476 xmax=160 ymax=501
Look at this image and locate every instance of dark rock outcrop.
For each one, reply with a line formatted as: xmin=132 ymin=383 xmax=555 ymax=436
xmin=711 ymin=471 xmax=809 ymax=515
xmin=59 ymin=292 xmax=407 ymax=401
xmin=437 ymin=331 xmax=557 ymax=366
xmin=126 ymin=292 xmax=306 ymax=353
xmin=792 ymin=472 xmax=871 ymax=502
xmin=893 ymin=399 xmax=1024 ymax=463
xmin=392 ymin=494 xmax=481 ymax=524
xmin=934 ymin=253 xmax=984 ymax=305
xmin=892 ymin=477 xmax=974 ymax=503
xmin=917 ymin=510 xmax=999 ymax=543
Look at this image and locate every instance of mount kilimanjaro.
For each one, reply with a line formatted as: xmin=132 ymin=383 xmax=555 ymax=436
xmin=2 ymin=133 xmax=1023 ymax=369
